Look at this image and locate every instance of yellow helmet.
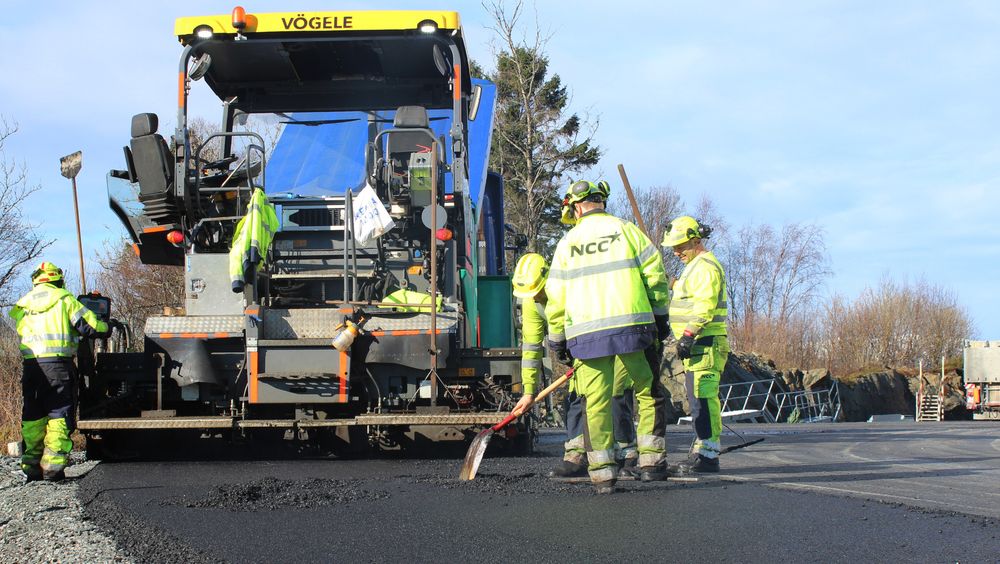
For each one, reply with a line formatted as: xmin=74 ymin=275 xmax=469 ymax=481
xmin=661 ymin=216 xmax=711 ymax=247
xmin=560 ymin=180 xmax=611 ymax=225
xmin=512 ymin=253 xmax=549 ymax=299
xmin=31 ymin=262 xmax=63 ymax=285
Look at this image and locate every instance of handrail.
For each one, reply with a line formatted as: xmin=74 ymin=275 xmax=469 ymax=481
xmin=680 ymin=377 xmax=842 ymax=425
xmin=193 ymin=131 xmax=267 ymax=220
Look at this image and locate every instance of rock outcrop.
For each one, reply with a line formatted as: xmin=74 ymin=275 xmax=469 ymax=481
xmin=657 ymin=351 xmax=791 ymax=423
xmin=835 ymin=370 xmax=915 ymax=421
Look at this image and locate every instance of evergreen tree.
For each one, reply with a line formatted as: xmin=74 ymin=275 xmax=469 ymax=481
xmin=480 ymin=1 xmax=601 ymax=255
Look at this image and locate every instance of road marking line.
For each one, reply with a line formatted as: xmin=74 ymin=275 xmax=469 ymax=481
xmin=761 ymin=481 xmax=997 ymax=516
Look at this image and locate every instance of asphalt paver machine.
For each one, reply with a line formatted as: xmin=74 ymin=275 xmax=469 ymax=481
xmin=82 ymin=8 xmax=527 ymax=455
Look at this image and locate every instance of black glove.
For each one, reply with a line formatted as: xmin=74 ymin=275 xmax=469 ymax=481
xmin=676 ymin=331 xmax=695 ymax=360
xmin=108 ymin=319 xmax=126 ymax=335
xmin=549 ymin=338 xmax=573 ymax=366
xmin=557 ymin=349 xmax=575 ymax=367
xmin=654 ymin=314 xmax=669 ymax=343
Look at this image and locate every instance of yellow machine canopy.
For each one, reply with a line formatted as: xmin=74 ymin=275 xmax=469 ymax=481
xmin=174 ymin=9 xmax=470 ymax=113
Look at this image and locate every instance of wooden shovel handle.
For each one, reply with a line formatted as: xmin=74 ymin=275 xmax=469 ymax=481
xmin=617 ymin=164 xmax=648 ymax=236
xmin=496 ymin=368 xmax=575 ymax=430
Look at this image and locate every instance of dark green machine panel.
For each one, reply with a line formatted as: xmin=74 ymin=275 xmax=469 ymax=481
xmin=477 ymin=275 xmax=515 ymax=348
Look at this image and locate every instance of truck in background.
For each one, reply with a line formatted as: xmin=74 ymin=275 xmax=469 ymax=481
xmin=964 ymin=340 xmax=1000 ymax=420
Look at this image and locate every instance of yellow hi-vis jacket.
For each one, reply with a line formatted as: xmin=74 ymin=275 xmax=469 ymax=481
xmin=230 ymin=188 xmax=279 ymax=292
xmin=669 ymin=251 xmax=728 ymax=339
xmin=10 ymin=284 xmax=107 ymax=360
xmin=545 ymin=211 xmax=669 ymax=360
xmin=519 ymin=297 xmax=547 ymax=395
xmin=378 ymin=289 xmax=443 ymax=312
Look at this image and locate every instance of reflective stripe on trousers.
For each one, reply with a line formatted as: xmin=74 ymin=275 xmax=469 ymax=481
xmin=616 ymin=442 xmax=638 ymax=461
xmin=638 ymin=434 xmax=666 ymax=467
xmin=587 ymin=449 xmax=617 ymax=483
xmin=564 ymin=434 xmax=586 ymax=465
xmin=694 ymin=439 xmax=722 ymax=459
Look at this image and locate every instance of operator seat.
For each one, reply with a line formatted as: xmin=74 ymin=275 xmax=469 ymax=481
xmin=384 ymin=106 xmax=438 ymax=205
xmin=129 ymin=113 xmax=179 ymax=223
xmin=387 ymin=105 xmax=434 ymax=156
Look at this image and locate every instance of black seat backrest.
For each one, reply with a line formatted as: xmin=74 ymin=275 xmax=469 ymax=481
xmin=387 ymin=106 xmax=433 ymax=156
xmin=129 ymin=113 xmax=174 ymax=200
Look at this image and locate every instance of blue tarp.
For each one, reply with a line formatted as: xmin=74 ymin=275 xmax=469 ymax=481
xmin=467 ymin=78 xmax=497 ymax=211
xmin=264 ymin=79 xmax=497 ymax=212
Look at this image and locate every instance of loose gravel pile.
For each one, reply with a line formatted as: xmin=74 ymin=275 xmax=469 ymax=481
xmin=166 ymin=477 xmax=390 ymax=511
xmin=0 ymin=454 xmax=128 ymax=563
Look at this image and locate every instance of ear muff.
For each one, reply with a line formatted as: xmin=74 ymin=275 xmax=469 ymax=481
xmin=695 ymin=218 xmax=712 ymax=239
xmin=566 ymin=180 xmax=610 ymax=205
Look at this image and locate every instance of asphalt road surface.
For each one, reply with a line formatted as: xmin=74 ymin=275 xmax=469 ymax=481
xmin=78 ymin=422 xmax=1000 ymax=563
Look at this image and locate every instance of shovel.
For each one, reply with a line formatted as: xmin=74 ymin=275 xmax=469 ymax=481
xmin=458 ymin=368 xmax=575 ymax=481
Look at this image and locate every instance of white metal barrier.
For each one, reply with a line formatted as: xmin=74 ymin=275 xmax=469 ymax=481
xmin=677 ymin=378 xmax=842 ymax=424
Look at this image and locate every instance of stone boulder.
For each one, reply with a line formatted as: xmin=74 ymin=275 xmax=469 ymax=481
xmin=802 ymin=368 xmax=832 ymax=391
xmin=835 ymin=369 xmax=915 ymax=421
xmin=781 ymin=369 xmax=804 ymax=391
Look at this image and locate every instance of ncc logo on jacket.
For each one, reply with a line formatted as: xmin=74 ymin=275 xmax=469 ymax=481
xmin=569 ymin=232 xmax=621 ymax=257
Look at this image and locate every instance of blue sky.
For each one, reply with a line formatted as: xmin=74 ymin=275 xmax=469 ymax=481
xmin=1 ymin=1 xmax=998 ymax=337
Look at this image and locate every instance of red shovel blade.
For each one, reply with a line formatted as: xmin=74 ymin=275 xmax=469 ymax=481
xmin=458 ymin=427 xmax=495 ymax=481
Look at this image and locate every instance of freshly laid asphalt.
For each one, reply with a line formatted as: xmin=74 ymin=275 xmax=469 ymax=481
xmin=78 ymin=422 xmax=1000 ymax=563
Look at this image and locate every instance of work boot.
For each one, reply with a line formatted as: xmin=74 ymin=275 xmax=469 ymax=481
xmin=21 ymin=465 xmax=42 ymax=483
xmin=639 ymin=463 xmax=684 ymax=482
xmin=593 ymin=481 xmax=616 ymax=495
xmin=42 ymin=468 xmax=66 ymax=482
xmin=617 ymin=457 xmax=641 ymax=479
xmin=678 ymin=453 xmax=720 ymax=474
xmin=548 ymin=460 xmax=588 ymax=478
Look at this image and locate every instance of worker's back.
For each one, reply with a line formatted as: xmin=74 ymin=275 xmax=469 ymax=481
xmin=11 ymin=284 xmax=79 ymax=360
xmin=546 ymin=211 xmax=668 ymax=360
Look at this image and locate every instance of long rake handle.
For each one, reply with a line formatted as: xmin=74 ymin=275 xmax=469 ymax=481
xmin=492 ymin=368 xmax=575 ymax=432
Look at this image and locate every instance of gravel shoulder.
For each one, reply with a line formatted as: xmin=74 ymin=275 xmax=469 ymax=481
xmin=0 ymin=453 xmax=127 ymax=563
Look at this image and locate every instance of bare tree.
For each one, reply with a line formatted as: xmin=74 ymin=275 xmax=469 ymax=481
xmin=692 ymin=192 xmax=729 ymax=244
xmin=607 ymin=183 xmax=683 ymax=273
xmin=0 ymin=118 xmax=53 ymax=307
xmin=725 ymin=222 xmax=831 ymax=367
xmin=726 ymin=222 xmax=830 ymax=325
xmin=0 ymin=117 xmax=54 ymax=440
xmin=188 ymin=115 xmax=285 ymax=163
xmin=822 ymin=277 xmax=973 ymax=374
xmin=92 ymin=239 xmax=185 ymax=350
xmin=484 ymin=0 xmax=601 ymax=255
xmin=0 ymin=324 xmax=22 ymax=442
